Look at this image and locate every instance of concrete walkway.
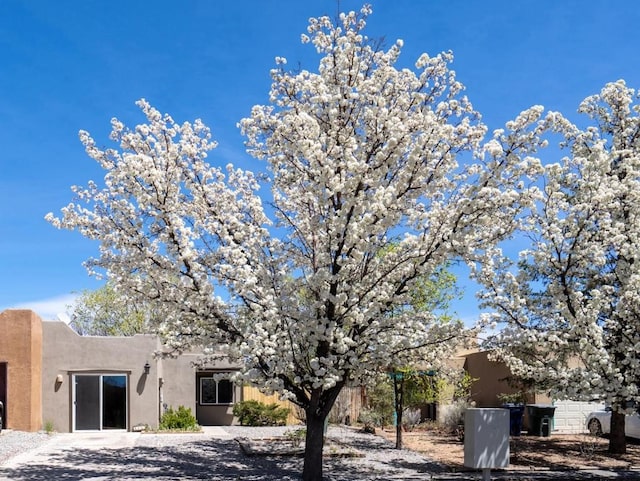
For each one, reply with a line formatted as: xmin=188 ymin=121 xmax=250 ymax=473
xmin=1 ymin=431 xmax=141 ymax=469
xmin=0 ymin=427 xmax=233 ymax=478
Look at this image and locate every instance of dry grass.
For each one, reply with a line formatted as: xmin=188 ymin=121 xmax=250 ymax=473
xmin=377 ymin=425 xmax=640 ymax=471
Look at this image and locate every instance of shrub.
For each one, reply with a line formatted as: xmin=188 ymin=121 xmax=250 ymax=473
xmin=442 ymin=399 xmax=471 ymax=433
xmin=358 ymin=408 xmax=380 ymax=433
xmin=43 ymin=420 xmax=55 ymax=435
xmin=402 ymin=408 xmax=422 ymax=432
xmin=159 ymin=405 xmax=199 ymax=431
xmin=232 ymin=400 xmax=290 ymax=426
xmin=284 ymin=427 xmax=306 ymax=447
xmin=363 ymin=380 xmax=395 ymax=429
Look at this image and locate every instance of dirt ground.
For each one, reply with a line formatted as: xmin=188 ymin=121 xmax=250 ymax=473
xmin=377 ymin=426 xmax=640 ymax=471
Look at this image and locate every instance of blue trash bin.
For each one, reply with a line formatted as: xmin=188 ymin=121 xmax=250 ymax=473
xmin=502 ymin=404 xmax=525 ymax=436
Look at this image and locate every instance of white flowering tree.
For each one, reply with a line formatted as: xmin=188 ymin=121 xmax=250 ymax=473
xmin=476 ymin=80 xmax=640 ymax=454
xmin=48 ymin=7 xmax=541 ymax=480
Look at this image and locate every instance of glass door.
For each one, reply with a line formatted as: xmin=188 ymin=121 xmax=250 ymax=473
xmin=102 ymin=375 xmax=127 ymax=429
xmin=73 ymin=374 xmax=127 ymax=431
xmin=75 ymin=375 xmax=101 ymax=430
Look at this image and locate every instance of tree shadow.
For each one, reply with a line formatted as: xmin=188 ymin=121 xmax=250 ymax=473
xmin=508 ymin=434 xmax=640 ymax=471
xmin=0 ymin=435 xmax=448 ymax=481
xmin=6 ymin=434 xmax=629 ymax=481
xmin=0 ymin=439 xmax=303 ymax=480
xmin=323 ymin=431 xmax=447 ymax=480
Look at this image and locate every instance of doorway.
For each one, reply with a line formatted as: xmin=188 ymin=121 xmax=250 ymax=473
xmin=73 ymin=374 xmax=127 ymax=431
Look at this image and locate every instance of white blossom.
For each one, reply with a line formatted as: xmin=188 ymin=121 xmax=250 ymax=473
xmin=47 ymin=7 xmax=540 ymax=479
xmin=475 ymin=80 xmax=640 ymax=450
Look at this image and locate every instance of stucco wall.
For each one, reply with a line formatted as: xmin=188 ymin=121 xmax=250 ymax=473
xmin=158 ymin=352 xmax=197 ymax=417
xmin=42 ymin=321 xmax=160 ymax=432
xmin=0 ymin=310 xmax=42 ymax=431
xmin=194 ymin=370 xmax=242 ymax=425
xmin=464 ymin=350 xmax=555 ymax=431
xmin=160 ymin=351 xmax=241 ymax=425
xmin=464 ymin=351 xmax=515 ymax=407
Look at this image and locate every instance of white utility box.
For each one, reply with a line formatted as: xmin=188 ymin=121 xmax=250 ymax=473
xmin=464 ymin=408 xmax=510 ymax=471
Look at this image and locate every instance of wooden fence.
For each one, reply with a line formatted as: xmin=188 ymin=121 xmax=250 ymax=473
xmin=241 ymin=386 xmax=365 ymax=426
xmin=241 ymin=386 xmax=301 ymax=425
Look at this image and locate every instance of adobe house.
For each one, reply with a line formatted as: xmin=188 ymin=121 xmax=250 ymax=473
xmin=463 ymin=350 xmax=604 ymax=433
xmin=1 ymin=308 xmax=600 ymax=434
xmin=463 ymin=350 xmax=522 ymax=407
xmin=0 ymin=309 xmax=242 ymax=432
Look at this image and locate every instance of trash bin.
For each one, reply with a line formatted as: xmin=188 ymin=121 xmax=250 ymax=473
xmin=526 ymin=404 xmax=556 ymax=437
xmin=502 ymin=404 xmax=525 ymax=436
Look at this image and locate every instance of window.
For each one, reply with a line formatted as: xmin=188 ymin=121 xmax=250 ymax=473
xmin=200 ymin=376 xmax=233 ymax=405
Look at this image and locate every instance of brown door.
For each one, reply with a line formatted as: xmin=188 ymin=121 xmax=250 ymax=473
xmin=0 ymin=362 xmax=7 ymax=428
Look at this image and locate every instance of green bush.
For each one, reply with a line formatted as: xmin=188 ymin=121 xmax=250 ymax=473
xmin=232 ymin=400 xmax=290 ymax=426
xmin=363 ymin=380 xmax=395 ymax=429
xmin=284 ymin=427 xmax=306 ymax=447
xmin=159 ymin=405 xmax=199 ymax=431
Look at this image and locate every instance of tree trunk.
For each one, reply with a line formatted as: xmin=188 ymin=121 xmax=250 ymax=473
xmin=395 ymin=412 xmax=403 ymax=450
xmin=609 ymin=410 xmax=627 ymax=454
xmin=393 ymin=372 xmax=404 ymax=449
xmin=302 ymin=408 xmax=327 ymax=481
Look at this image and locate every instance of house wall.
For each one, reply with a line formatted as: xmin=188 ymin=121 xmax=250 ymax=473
xmin=0 ymin=310 xmax=42 ymax=431
xmin=2 ymin=308 xmax=276 ymax=431
xmin=464 ymin=350 xmax=552 ymax=405
xmin=195 ymin=371 xmax=242 ymax=425
xmin=42 ymin=321 xmax=160 ymax=432
xmin=159 ymin=351 xmax=242 ymax=425
xmin=158 ymin=352 xmax=196 ymax=418
xmin=463 ymin=350 xmax=560 ymax=432
xmin=464 ymin=351 xmax=518 ymax=407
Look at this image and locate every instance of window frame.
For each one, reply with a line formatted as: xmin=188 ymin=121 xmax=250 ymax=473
xmin=199 ymin=375 xmax=234 ymax=406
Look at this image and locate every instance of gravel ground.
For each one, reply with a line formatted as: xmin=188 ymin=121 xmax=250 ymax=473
xmin=130 ymin=425 xmax=445 ymax=480
xmin=0 ymin=430 xmax=53 ymax=464
xmin=0 ymin=426 xmax=293 ymax=462
xmin=0 ymin=426 xmax=444 ymax=480
xmin=2 ymin=426 xmax=636 ymax=480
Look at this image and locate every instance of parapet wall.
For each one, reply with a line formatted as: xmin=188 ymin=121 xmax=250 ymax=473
xmin=0 ymin=310 xmax=43 ymax=431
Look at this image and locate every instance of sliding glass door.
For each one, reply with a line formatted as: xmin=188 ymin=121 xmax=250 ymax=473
xmin=73 ymin=374 xmax=127 ymax=431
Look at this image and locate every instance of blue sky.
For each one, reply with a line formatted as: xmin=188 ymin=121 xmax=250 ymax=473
xmin=1 ymin=0 xmax=639 ymax=321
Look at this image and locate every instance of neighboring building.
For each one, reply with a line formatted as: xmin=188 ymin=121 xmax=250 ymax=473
xmin=464 ymin=350 xmax=604 ymax=433
xmin=0 ymin=309 xmax=241 ymax=432
xmin=464 ymin=350 xmax=519 ymax=408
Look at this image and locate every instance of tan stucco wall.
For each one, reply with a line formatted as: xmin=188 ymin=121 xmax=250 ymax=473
xmin=42 ymin=321 xmax=160 ymax=432
xmin=464 ymin=350 xmax=552 ymax=407
xmin=464 ymin=351 xmax=515 ymax=407
xmin=194 ymin=370 xmax=242 ymax=425
xmin=0 ymin=310 xmax=42 ymax=431
xmin=42 ymin=323 xmax=243 ymax=430
xmin=161 ymin=351 xmax=241 ymax=425
xmin=158 ymin=352 xmax=197 ymax=417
